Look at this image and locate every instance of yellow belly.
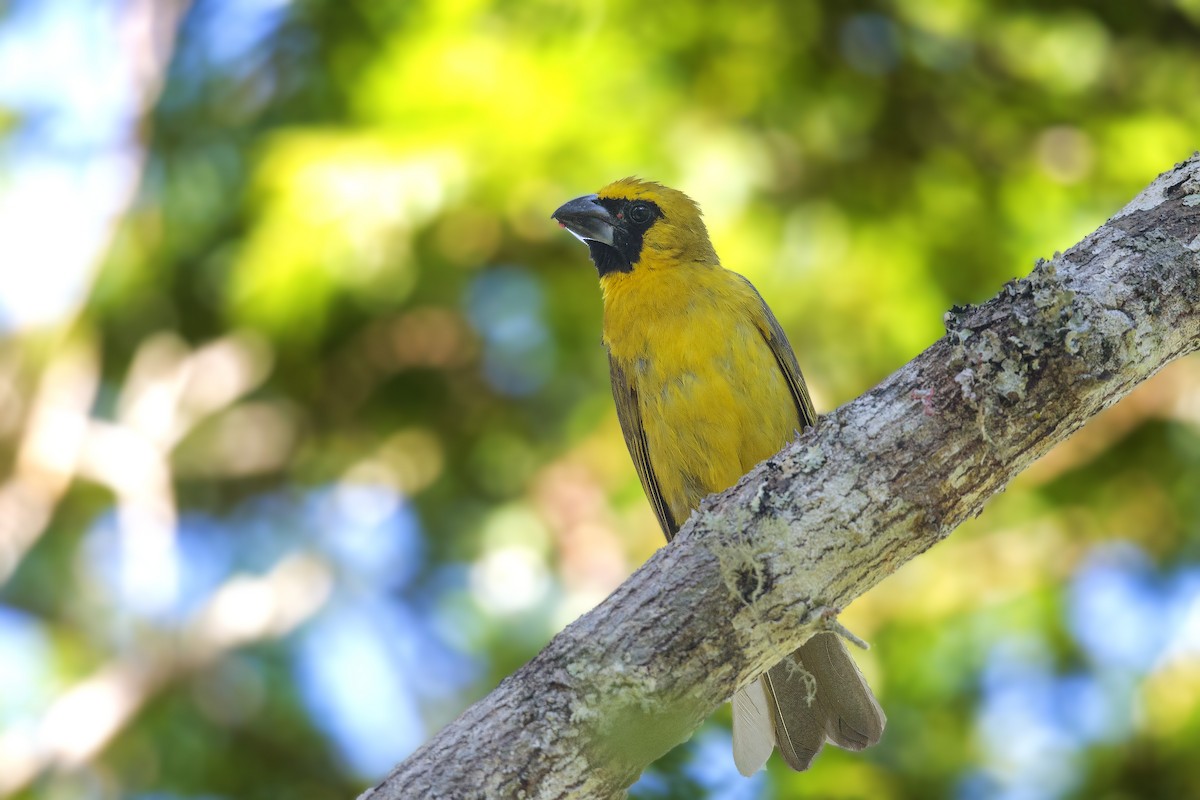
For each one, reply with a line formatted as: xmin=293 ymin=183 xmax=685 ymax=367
xmin=603 ymin=267 xmax=801 ymax=525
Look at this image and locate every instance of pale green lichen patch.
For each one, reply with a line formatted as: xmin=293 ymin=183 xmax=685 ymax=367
xmin=704 ymin=506 xmax=789 ymax=613
xmin=1063 ymin=318 xmax=1089 ymax=355
xmin=749 ymin=483 xmax=765 ymax=514
xmin=992 ymin=355 xmax=1030 ymax=400
xmin=699 ymin=506 xmax=829 ymax=690
xmin=952 ymin=326 xmax=1033 ymax=406
xmin=946 ymin=252 xmax=1105 ymax=414
xmin=794 ymin=444 xmax=826 ymax=474
xmin=576 ymin=675 xmax=707 ymax=782
xmin=567 ymin=643 xmax=717 ymax=767
xmin=954 ymin=367 xmax=977 ymax=402
xmin=779 ymin=655 xmax=818 ymax=707
xmin=942 ymin=257 xmax=1101 ymax=443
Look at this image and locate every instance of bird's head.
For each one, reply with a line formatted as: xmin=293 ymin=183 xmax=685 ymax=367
xmin=552 ymin=178 xmax=718 ymax=276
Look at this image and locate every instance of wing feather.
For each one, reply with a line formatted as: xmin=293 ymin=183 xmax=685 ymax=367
xmin=743 ymin=281 xmax=817 ymax=430
xmin=608 ymin=356 xmax=678 ymax=539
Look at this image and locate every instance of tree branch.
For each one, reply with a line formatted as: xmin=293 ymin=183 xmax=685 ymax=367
xmin=362 ymin=154 xmax=1200 ymax=799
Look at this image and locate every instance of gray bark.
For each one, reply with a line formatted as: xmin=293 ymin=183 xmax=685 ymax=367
xmin=361 ymin=154 xmax=1200 ymax=799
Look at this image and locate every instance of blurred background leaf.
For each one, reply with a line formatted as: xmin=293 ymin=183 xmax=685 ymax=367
xmin=1 ymin=0 xmax=1199 ymax=798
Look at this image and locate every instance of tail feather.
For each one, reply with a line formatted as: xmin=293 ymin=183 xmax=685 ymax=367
xmin=731 ymin=678 xmax=775 ymax=776
xmin=800 ymin=630 xmax=886 ymax=751
xmin=762 ymin=658 xmax=828 ymax=771
xmin=736 ymin=631 xmax=885 ymax=773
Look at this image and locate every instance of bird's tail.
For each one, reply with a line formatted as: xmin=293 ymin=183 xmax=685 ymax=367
xmin=731 ymin=631 xmax=886 ymax=775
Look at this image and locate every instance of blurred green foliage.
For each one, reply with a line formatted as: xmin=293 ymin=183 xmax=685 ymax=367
xmin=4 ymin=0 xmax=1200 ymax=798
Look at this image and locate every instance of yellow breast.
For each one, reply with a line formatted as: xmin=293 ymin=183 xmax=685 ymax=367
xmin=601 ymin=265 xmax=801 ymax=526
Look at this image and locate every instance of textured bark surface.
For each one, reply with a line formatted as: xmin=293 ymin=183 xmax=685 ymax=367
xmin=361 ymin=155 xmax=1200 ymax=800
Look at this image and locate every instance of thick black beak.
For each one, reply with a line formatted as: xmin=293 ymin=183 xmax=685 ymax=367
xmin=552 ymin=194 xmax=615 ymax=246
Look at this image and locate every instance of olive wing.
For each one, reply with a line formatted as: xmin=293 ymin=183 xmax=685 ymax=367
xmin=607 ymin=355 xmax=679 ymax=540
xmin=748 ymin=285 xmax=817 ymax=431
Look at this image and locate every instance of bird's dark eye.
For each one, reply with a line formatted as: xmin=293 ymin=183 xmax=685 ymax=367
xmin=627 ymin=202 xmax=653 ymax=225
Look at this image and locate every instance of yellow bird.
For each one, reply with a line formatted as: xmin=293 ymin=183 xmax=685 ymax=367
xmin=552 ymin=178 xmax=885 ymax=775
